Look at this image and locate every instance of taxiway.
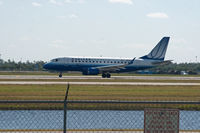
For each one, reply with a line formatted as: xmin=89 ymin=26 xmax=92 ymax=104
xmin=1 ymin=75 xmax=200 ymax=80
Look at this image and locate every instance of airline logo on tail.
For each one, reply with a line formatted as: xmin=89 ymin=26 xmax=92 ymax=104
xmin=140 ymin=37 xmax=170 ymax=61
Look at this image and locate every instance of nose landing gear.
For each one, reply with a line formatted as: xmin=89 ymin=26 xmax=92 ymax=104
xmin=59 ymin=72 xmax=62 ymax=78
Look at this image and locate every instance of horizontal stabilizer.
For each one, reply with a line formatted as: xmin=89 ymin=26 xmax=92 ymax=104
xmin=152 ymin=60 xmax=173 ymax=65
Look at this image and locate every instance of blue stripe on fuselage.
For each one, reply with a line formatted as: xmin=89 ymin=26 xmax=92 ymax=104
xmin=43 ymin=62 xmax=153 ymax=73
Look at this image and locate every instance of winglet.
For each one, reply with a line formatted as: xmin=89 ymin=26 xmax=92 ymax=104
xmin=128 ymin=57 xmax=136 ymax=65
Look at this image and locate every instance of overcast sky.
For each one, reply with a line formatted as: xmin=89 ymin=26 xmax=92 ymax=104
xmin=0 ymin=0 xmax=200 ymax=63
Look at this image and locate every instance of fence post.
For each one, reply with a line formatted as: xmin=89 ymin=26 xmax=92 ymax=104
xmin=64 ymin=83 xmax=70 ymax=133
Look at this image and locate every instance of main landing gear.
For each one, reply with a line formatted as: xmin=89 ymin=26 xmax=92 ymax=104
xmin=59 ymin=72 xmax=62 ymax=78
xmin=102 ymin=73 xmax=111 ymax=78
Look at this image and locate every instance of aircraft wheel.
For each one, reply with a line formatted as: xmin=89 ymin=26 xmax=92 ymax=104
xmin=59 ymin=72 xmax=62 ymax=78
xmin=102 ymin=73 xmax=106 ymax=78
xmin=106 ymin=73 xmax=111 ymax=78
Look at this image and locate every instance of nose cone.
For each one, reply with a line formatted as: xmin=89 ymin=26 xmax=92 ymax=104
xmin=43 ymin=63 xmax=50 ymax=70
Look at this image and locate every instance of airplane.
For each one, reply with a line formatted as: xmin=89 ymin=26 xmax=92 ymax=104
xmin=43 ymin=37 xmax=171 ymax=78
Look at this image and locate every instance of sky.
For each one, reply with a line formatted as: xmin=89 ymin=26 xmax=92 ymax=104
xmin=0 ymin=0 xmax=200 ymax=63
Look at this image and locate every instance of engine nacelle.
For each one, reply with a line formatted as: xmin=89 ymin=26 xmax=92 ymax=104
xmin=82 ymin=68 xmax=99 ymax=75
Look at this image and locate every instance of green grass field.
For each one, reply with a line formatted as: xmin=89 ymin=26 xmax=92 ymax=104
xmin=0 ymin=84 xmax=200 ymax=110
xmin=0 ymin=84 xmax=200 ymax=101
xmin=0 ymin=71 xmax=72 ymax=75
xmin=1 ymin=72 xmax=200 ymax=110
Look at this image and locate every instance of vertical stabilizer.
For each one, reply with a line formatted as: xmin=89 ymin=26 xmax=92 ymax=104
xmin=140 ymin=37 xmax=170 ymax=60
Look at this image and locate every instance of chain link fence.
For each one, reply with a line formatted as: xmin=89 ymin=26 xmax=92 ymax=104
xmin=0 ymin=100 xmax=200 ymax=132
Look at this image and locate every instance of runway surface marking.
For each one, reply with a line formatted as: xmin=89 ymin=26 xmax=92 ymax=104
xmin=0 ymin=81 xmax=200 ymax=85
xmin=1 ymin=75 xmax=200 ymax=80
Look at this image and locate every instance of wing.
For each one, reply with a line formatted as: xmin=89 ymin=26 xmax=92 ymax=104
xmin=95 ymin=58 xmax=136 ymax=73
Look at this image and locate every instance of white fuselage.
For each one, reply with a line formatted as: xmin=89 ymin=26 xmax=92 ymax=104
xmin=43 ymin=56 xmax=156 ymax=75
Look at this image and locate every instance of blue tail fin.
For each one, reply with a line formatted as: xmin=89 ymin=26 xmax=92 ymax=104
xmin=140 ymin=37 xmax=170 ymax=61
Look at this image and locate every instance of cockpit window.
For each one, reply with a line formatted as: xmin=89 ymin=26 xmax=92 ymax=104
xmin=51 ymin=59 xmax=59 ymax=62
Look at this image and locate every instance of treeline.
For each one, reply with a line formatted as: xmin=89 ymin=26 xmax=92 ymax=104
xmin=1 ymin=59 xmax=200 ymax=75
xmin=0 ymin=59 xmax=46 ymax=71
xmin=149 ymin=63 xmax=200 ymax=75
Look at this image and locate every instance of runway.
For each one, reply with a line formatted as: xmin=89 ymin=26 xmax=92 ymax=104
xmin=1 ymin=75 xmax=200 ymax=80
xmin=1 ymin=81 xmax=200 ymax=86
xmin=1 ymin=75 xmax=200 ymax=85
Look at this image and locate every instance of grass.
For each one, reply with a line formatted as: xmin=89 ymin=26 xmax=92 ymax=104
xmin=1 ymin=73 xmax=200 ymax=110
xmin=0 ymin=71 xmax=80 ymax=76
xmin=0 ymin=84 xmax=200 ymax=110
xmin=0 ymin=84 xmax=200 ymax=101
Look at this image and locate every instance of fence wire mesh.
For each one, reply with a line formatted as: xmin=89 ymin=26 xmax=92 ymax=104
xmin=0 ymin=101 xmax=200 ymax=133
